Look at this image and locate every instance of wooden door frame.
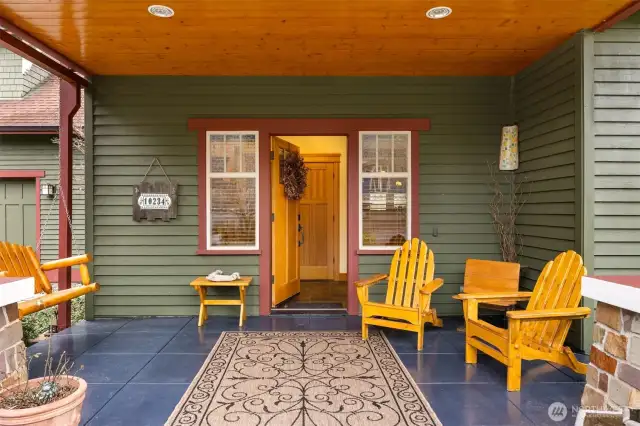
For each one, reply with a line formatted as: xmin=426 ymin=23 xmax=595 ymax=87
xmin=300 ymin=153 xmax=341 ymax=281
xmin=0 ymin=170 xmax=45 ymax=256
xmin=189 ymin=118 xmax=430 ymax=315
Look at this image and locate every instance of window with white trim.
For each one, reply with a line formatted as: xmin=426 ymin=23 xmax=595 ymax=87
xmin=206 ymin=131 xmax=259 ymax=249
xmin=359 ymin=131 xmax=411 ymax=249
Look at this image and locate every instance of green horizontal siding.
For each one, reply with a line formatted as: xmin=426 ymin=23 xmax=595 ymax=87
xmin=515 ymin=36 xmax=584 ymax=350
xmin=91 ymin=76 xmax=510 ymax=317
xmin=0 ymin=134 xmax=85 ymax=263
xmin=515 ymin=36 xmax=580 ymax=288
xmin=593 ymin=15 xmax=640 ymax=276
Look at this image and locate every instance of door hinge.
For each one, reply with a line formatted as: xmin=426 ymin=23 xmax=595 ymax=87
xmin=271 ymin=275 xmax=275 ymax=284
xmin=270 ymin=150 xmax=275 ymax=160
xmin=298 ymin=214 xmax=301 ymax=221
xmin=271 ymin=212 xmax=275 ymax=222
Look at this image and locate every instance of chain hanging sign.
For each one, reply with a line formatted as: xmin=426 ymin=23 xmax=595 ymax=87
xmin=132 ymin=157 xmax=178 ymax=222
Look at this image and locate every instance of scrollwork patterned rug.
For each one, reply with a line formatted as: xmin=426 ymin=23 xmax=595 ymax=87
xmin=166 ymin=331 xmax=441 ymax=426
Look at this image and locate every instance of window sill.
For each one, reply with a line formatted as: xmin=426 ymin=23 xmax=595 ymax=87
xmin=357 ymin=249 xmax=398 ymax=255
xmin=196 ymin=249 xmax=262 ymax=256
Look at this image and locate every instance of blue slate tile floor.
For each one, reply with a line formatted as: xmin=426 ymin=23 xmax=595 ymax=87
xmin=27 ymin=316 xmax=585 ymax=426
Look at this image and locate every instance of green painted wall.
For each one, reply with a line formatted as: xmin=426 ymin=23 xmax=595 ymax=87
xmin=514 ymin=35 xmax=588 ymax=350
xmin=591 ymin=14 xmax=640 ymax=276
xmin=0 ymin=134 xmax=85 ymax=262
xmin=514 ymin=35 xmax=581 ymax=289
xmin=90 ymin=76 xmax=511 ymax=317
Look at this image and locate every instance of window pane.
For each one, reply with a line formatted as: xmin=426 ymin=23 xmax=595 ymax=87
xmin=362 ymin=177 xmax=408 ymax=246
xmin=225 ymin=138 xmax=242 ymax=172
xmin=242 ymin=134 xmax=256 ymax=173
xmin=377 ymin=134 xmax=393 ymax=173
xmin=209 ymin=133 xmax=257 ymax=173
xmin=393 ymin=134 xmax=409 ymax=173
xmin=361 ymin=134 xmax=377 ymax=173
xmin=210 ymin=178 xmax=256 ymax=246
xmin=210 ymin=134 xmax=225 ymax=172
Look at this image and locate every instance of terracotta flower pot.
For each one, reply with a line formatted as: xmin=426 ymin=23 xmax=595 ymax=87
xmin=0 ymin=376 xmax=86 ymax=426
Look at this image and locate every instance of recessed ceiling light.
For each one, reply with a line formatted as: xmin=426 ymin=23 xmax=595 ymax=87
xmin=148 ymin=5 xmax=174 ymax=18
xmin=426 ymin=6 xmax=452 ymax=19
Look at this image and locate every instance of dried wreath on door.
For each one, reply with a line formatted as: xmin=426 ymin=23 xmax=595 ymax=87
xmin=282 ymin=151 xmax=309 ymax=200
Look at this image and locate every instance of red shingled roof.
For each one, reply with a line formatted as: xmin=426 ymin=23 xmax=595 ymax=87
xmin=0 ymin=76 xmax=84 ymax=134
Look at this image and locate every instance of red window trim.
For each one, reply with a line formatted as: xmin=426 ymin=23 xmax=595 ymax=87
xmin=196 ymin=249 xmax=262 ymax=256
xmin=356 ymin=249 xmax=398 ymax=255
xmin=190 ymin=119 xmax=429 ymax=315
xmin=357 ymin=130 xmax=420 ymax=253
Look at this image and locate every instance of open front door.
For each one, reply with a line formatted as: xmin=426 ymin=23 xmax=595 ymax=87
xmin=271 ymin=137 xmax=301 ymax=306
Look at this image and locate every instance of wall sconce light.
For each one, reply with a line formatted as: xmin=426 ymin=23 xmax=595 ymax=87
xmin=499 ymin=125 xmax=519 ymax=171
xmin=40 ymin=183 xmax=57 ymax=198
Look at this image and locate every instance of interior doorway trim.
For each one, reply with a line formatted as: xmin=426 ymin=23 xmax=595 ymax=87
xmin=299 ymin=152 xmax=341 ymax=281
xmin=189 ymin=118 xmax=430 ymax=315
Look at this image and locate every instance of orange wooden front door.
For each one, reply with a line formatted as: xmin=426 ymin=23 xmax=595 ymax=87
xmin=300 ymin=156 xmax=339 ymax=280
xmin=271 ymin=137 xmax=301 ymax=306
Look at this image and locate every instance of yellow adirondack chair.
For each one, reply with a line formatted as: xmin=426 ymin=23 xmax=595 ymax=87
xmin=0 ymin=242 xmax=99 ymax=318
xmin=456 ymin=250 xmax=590 ymax=391
xmin=356 ymin=238 xmax=444 ymax=350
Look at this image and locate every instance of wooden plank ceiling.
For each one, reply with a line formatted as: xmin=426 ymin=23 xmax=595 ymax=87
xmin=0 ymin=0 xmax=630 ymax=76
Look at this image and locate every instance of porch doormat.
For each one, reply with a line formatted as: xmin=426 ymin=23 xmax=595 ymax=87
xmin=285 ymin=301 xmax=344 ymax=309
xmin=166 ymin=331 xmax=441 ymax=426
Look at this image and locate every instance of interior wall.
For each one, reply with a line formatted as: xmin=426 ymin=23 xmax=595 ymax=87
xmin=280 ymin=136 xmax=347 ymax=275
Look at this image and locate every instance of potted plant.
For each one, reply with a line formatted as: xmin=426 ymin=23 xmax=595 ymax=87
xmin=0 ymin=343 xmax=86 ymax=425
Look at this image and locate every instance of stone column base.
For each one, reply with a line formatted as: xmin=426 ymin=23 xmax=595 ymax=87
xmin=0 ymin=303 xmax=27 ymax=388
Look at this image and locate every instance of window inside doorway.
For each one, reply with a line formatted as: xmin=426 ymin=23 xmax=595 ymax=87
xmin=359 ymin=131 xmax=411 ymax=249
xmin=206 ymin=131 xmax=259 ymax=250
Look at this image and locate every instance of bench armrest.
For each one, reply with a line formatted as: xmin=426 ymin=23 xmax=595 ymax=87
xmin=355 ymin=274 xmax=388 ymax=289
xmin=18 ymin=283 xmax=99 ymax=318
xmin=507 ymin=307 xmax=591 ymax=321
xmin=40 ymin=254 xmax=92 ymax=271
xmin=420 ymin=278 xmax=444 ymax=295
xmin=454 ymin=291 xmax=533 ymax=301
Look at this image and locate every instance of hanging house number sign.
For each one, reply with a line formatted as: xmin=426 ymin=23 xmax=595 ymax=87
xmin=133 ymin=157 xmax=178 ymax=222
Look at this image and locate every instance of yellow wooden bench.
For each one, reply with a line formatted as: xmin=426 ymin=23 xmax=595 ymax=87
xmin=0 ymin=242 xmax=99 ymax=318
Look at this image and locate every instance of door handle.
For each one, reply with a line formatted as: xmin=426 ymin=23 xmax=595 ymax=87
xmin=298 ymin=224 xmax=304 ymax=246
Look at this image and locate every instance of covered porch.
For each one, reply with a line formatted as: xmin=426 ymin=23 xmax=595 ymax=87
xmin=0 ymin=0 xmax=633 ymax=329
xmin=2 ymin=1 xmax=640 ymax=425
xmin=27 ymin=315 xmax=588 ymax=426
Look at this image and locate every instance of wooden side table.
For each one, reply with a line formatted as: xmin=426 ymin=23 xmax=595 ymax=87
xmin=190 ymin=277 xmax=252 ymax=327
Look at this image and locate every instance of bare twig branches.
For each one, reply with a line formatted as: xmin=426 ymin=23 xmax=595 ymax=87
xmin=487 ymin=162 xmax=527 ymax=263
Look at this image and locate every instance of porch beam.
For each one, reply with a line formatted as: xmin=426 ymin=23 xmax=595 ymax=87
xmin=593 ymin=0 xmax=640 ymax=32
xmin=0 ymin=27 xmax=89 ymax=87
xmin=58 ymin=79 xmax=81 ymax=330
